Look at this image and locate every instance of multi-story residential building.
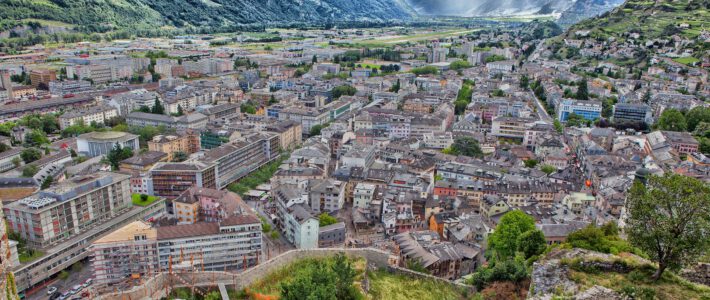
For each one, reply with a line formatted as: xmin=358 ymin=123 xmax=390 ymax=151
xmin=423 ymin=131 xmax=454 ymax=149
xmin=272 ymin=184 xmax=319 ymax=249
xmin=562 ymin=192 xmax=596 ymax=215
xmin=91 ymin=221 xmax=158 ymax=286
xmin=613 ymin=103 xmax=653 ymax=124
xmin=108 ymin=89 xmax=161 ymax=116
xmin=119 ymin=151 xmax=168 ymax=173
xmin=77 ymin=131 xmax=140 ymax=157
xmin=48 ymin=80 xmax=92 ymax=96
xmin=436 ymin=162 xmax=502 ymax=182
xmin=173 ymin=186 xmax=249 ymax=224
xmin=91 ymin=214 xmax=261 ymax=288
xmin=308 ymin=179 xmax=345 ymax=213
xmin=58 ymin=105 xmax=118 ymax=129
xmin=278 ymin=106 xmax=331 ymax=135
xmin=149 ymin=162 xmax=217 ymax=199
xmin=353 ymin=183 xmax=377 ymax=210
xmin=265 ymin=120 xmax=303 ymax=150
xmin=645 ymin=131 xmax=699 ymax=155
xmin=0 ymin=202 xmax=17 ymax=299
xmin=200 ymin=132 xmax=280 ymax=189
xmin=4 ymin=172 xmax=132 ymax=248
xmin=393 ymin=230 xmax=479 ymax=279
xmin=492 ymin=116 xmax=535 ymax=140
xmin=29 ymin=69 xmax=56 ymax=89
xmin=147 ymin=130 xmax=201 ymax=161
xmin=126 ymin=112 xmax=208 ymax=130
xmin=557 ymin=99 xmax=602 ymax=122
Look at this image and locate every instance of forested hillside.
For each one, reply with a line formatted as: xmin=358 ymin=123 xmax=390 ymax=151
xmin=0 ymin=0 xmax=414 ymax=32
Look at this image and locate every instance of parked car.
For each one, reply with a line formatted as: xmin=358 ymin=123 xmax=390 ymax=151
xmin=47 ymin=286 xmax=57 ymax=295
xmin=70 ymin=285 xmax=82 ymax=295
xmin=57 ymin=291 xmax=71 ymax=300
xmin=82 ymin=279 xmax=92 ymax=288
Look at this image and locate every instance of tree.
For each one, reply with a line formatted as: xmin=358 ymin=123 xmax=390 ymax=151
xmin=319 ymin=213 xmax=338 ymax=227
xmin=309 ymin=124 xmax=324 ymax=136
xmin=172 ymin=151 xmax=188 ymax=162
xmin=269 ymin=95 xmax=278 ymax=105
xmin=41 ymin=175 xmax=53 ymax=189
xmin=656 ymin=109 xmax=687 ymax=132
xmin=21 ymin=165 xmax=39 ymax=177
xmin=106 ymin=143 xmax=133 ymax=170
xmin=520 ymin=75 xmax=529 ymax=89
xmin=523 ymin=159 xmax=538 ymax=168
xmin=626 ymin=174 xmax=710 ymax=280
xmin=11 ymin=157 xmax=21 ymax=168
xmin=553 ymin=120 xmax=563 ymax=134
xmin=540 ymin=164 xmax=556 ymax=175
xmin=0 ymin=143 xmax=9 ymax=153
xmin=488 ymin=211 xmax=536 ymax=259
xmin=176 ymin=104 xmax=184 ymax=116
xmin=449 ymin=137 xmax=483 ymax=158
xmin=685 ymin=107 xmax=710 ymax=132
xmin=24 ymin=129 xmax=49 ymax=147
xmin=332 ymin=253 xmax=358 ymax=300
xmin=20 ymin=149 xmax=42 ymax=164
xmin=150 ymin=97 xmax=165 ymax=115
xmin=390 ymin=79 xmax=401 ymax=93
xmin=517 ymin=229 xmax=547 ymax=259
xmin=240 ymin=103 xmax=257 ymax=114
xmin=450 ymin=60 xmax=472 ymax=71
xmin=41 ymin=115 xmax=59 ymax=134
xmin=312 ymin=55 xmax=318 ymax=63
xmin=331 ymin=85 xmax=357 ymax=99
xmin=576 ymin=78 xmax=588 ymax=100
xmin=565 ymin=113 xmax=586 ymax=128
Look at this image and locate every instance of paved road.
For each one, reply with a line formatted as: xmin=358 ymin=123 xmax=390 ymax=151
xmin=27 ymin=260 xmax=94 ymax=300
xmin=530 ymin=91 xmax=553 ymax=123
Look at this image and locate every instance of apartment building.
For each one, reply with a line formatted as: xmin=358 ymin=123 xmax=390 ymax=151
xmin=173 ymin=186 xmax=250 ymax=224
xmin=266 ymin=120 xmax=303 ymax=150
xmin=492 ymin=116 xmax=535 ymax=140
xmin=148 ymin=162 xmax=217 ymax=199
xmin=200 ymin=132 xmax=280 ymax=189
xmin=4 ymin=172 xmax=132 ymax=248
xmin=147 ymin=130 xmax=201 ymax=161
xmin=91 ymin=215 xmax=262 ymax=288
xmin=58 ymin=105 xmax=118 ymax=130
xmin=29 ymin=69 xmax=56 ymax=89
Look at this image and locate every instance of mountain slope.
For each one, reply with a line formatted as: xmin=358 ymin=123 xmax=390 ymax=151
xmin=564 ymin=0 xmax=710 ymax=41
xmin=0 ymin=0 xmax=415 ymax=30
xmin=405 ymin=0 xmax=576 ymax=17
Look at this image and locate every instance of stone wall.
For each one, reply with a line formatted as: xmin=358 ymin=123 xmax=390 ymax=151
xmin=681 ymin=263 xmax=710 ymax=287
xmin=97 ymin=248 xmax=398 ymax=300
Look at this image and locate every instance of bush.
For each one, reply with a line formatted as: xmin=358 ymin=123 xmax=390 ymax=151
xmin=469 ymin=256 xmax=528 ymax=290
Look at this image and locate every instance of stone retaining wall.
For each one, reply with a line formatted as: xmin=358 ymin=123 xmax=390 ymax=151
xmin=97 ymin=248 xmax=400 ymax=300
xmin=681 ymin=263 xmax=710 ymax=287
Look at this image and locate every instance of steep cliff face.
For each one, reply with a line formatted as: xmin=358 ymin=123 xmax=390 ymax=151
xmin=0 ymin=0 xmax=415 ymax=29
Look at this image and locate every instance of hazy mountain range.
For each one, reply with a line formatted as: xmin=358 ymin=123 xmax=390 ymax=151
xmin=0 ymin=0 xmax=625 ymax=30
xmin=404 ymin=0 xmax=624 ymax=17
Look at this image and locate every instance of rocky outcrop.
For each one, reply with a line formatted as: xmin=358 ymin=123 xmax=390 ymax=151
xmin=681 ymin=263 xmax=710 ymax=287
xmin=527 ymin=248 xmax=649 ymax=299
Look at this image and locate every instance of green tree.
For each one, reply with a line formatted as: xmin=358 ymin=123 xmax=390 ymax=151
xmin=11 ymin=157 xmax=21 ymax=168
xmin=241 ymin=103 xmax=257 ymax=114
xmin=41 ymin=175 xmax=53 ymax=189
xmin=449 ymin=137 xmax=483 ymax=158
xmin=331 ymin=85 xmax=357 ymax=99
xmin=20 ymin=149 xmax=42 ymax=164
xmin=106 ymin=143 xmax=133 ymax=170
xmin=0 ymin=143 xmax=9 ymax=153
xmin=576 ymin=78 xmax=588 ymax=100
xmin=488 ymin=211 xmax=536 ymax=259
xmin=520 ymin=75 xmax=529 ymax=89
xmin=626 ymin=174 xmax=710 ymax=280
xmin=172 ymin=151 xmax=188 ymax=162
xmin=685 ymin=107 xmax=710 ymax=132
xmin=309 ymin=124 xmax=324 ymax=136
xmin=566 ymin=113 xmax=586 ymax=128
xmin=140 ymin=194 xmax=149 ymax=202
xmin=269 ymin=95 xmax=278 ymax=105
xmin=21 ymin=165 xmax=39 ymax=177
xmin=540 ymin=165 xmax=556 ymax=175
xmin=41 ymin=115 xmax=59 ymax=134
xmin=410 ymin=66 xmax=438 ymax=75
xmin=176 ymin=104 xmax=184 ymax=116
xmin=518 ymin=229 xmax=547 ymax=259
xmin=656 ymin=109 xmax=687 ymax=132
xmin=554 ymin=120 xmax=563 ymax=133
xmin=450 ymin=60 xmax=472 ymax=71
xmin=319 ymin=213 xmax=338 ymax=227
xmin=390 ymin=79 xmax=401 ymax=93
xmin=24 ymin=129 xmax=49 ymax=147
xmin=523 ymin=159 xmax=538 ymax=168
xmin=332 ymin=253 xmax=358 ymax=300
xmin=150 ymin=97 xmax=165 ymax=115
xmin=312 ymin=55 xmax=318 ymax=63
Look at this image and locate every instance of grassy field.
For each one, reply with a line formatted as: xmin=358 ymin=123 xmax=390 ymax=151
xmin=673 ymin=57 xmax=700 ymax=66
xmin=569 ymin=267 xmax=710 ymax=299
xmin=352 ymin=29 xmax=479 ymax=47
xmin=131 ymin=193 xmax=158 ymax=207
xmin=243 ymin=256 xmax=469 ymax=300
xmin=367 ymin=270 xmax=469 ymax=300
